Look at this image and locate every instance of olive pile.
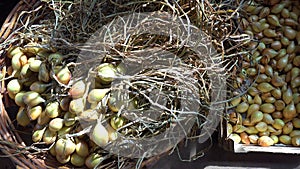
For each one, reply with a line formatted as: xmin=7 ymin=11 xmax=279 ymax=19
xmin=228 ymin=0 xmax=300 ymax=147
xmin=5 ymin=44 xmax=127 ymax=167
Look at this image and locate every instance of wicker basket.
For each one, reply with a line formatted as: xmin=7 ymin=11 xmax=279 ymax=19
xmin=0 ymin=1 xmax=59 ymax=168
xmin=0 ymin=1 xmax=168 ymax=168
xmin=0 ymin=0 xmax=248 ymax=168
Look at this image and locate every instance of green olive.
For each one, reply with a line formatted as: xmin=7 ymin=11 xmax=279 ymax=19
xmin=296 ymin=32 xmax=300 ymax=44
xmin=7 ymin=46 xmax=23 ymax=58
xmin=276 ymin=49 xmax=287 ymax=60
xmin=272 ymin=111 xmax=283 ymax=119
xmin=297 ymin=103 xmax=300 ymax=114
xmin=11 ymin=53 xmax=24 ymax=71
xmin=246 ymin=68 xmax=257 ymax=76
xmin=251 ymin=22 xmax=262 ymax=33
xmin=253 ymin=95 xmax=262 ymax=105
xmin=48 ymin=52 xmax=64 ymax=64
xmin=49 ymin=144 xmax=56 ymax=156
xmin=281 ymin=8 xmax=290 ymax=18
xmin=247 ymin=87 xmax=260 ymax=96
xmin=285 ymin=18 xmax=299 ymax=26
xmin=293 ymin=94 xmax=300 ymax=105
xmin=281 ymin=36 xmax=290 ymax=46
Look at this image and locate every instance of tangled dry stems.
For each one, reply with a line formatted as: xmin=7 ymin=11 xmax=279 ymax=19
xmin=0 ymin=0 xmax=255 ymax=168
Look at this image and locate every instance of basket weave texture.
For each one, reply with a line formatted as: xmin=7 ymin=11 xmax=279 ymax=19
xmin=0 ymin=1 xmax=72 ymax=168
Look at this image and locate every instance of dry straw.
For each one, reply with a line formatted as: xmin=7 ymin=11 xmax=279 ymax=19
xmin=0 ymin=0 xmax=252 ymax=168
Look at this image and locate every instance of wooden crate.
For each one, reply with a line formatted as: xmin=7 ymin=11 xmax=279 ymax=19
xmin=219 ymin=118 xmax=300 ymax=154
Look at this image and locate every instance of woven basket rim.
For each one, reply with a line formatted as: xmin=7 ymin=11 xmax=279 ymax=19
xmin=0 ymin=0 xmax=69 ymax=168
xmin=0 ymin=1 xmax=167 ymax=168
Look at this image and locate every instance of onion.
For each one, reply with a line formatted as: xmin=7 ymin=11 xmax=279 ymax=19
xmin=96 ymin=63 xmax=117 ymax=84
xmin=90 ymin=122 xmax=109 ymax=147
